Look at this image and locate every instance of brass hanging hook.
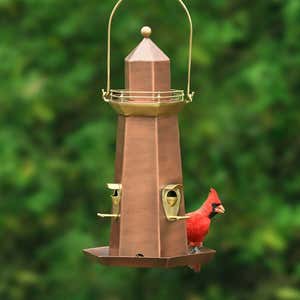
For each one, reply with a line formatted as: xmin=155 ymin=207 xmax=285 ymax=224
xmin=102 ymin=0 xmax=194 ymax=103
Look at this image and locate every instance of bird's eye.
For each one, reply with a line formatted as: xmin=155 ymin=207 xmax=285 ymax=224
xmin=212 ymin=203 xmax=221 ymax=209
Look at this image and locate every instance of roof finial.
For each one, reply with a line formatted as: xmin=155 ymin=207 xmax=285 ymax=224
xmin=141 ymin=26 xmax=152 ymax=38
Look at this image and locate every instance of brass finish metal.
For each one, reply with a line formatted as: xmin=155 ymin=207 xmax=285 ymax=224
xmin=164 ymin=184 xmax=183 ymax=189
xmin=141 ymin=26 xmax=152 ymax=38
xmin=102 ymin=0 xmax=194 ymax=102
xmin=109 ymin=89 xmax=185 ymax=101
xmin=167 ymin=197 xmax=177 ymax=207
xmin=108 ymin=99 xmax=186 ymax=117
xmin=108 ymin=183 xmax=121 ymax=218
xmin=168 ymin=215 xmax=190 ymax=220
xmin=107 ymin=183 xmax=122 ymax=190
xmin=97 ymin=183 xmax=122 ymax=219
xmin=162 ymin=184 xmax=189 ymax=221
xmin=98 ymin=213 xmax=121 ymax=218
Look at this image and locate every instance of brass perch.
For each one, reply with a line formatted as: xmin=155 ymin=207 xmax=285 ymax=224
xmin=168 ymin=215 xmax=190 ymax=221
xmin=97 ymin=213 xmax=120 ymax=218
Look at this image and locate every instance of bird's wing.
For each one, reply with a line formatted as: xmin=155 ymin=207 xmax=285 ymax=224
xmin=186 ymin=214 xmax=211 ymax=246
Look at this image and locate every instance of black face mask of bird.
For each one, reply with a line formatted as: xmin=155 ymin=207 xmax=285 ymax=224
xmin=209 ymin=203 xmax=225 ymax=219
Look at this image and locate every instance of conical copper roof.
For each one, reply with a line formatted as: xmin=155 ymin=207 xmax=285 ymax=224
xmin=126 ymin=38 xmax=169 ymax=62
xmin=125 ymin=27 xmax=171 ymax=97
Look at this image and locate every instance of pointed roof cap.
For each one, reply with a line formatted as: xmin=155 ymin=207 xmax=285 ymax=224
xmin=125 ymin=27 xmax=169 ymax=62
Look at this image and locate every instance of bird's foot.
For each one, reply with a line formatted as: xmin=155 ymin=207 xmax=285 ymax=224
xmin=189 ymin=243 xmax=204 ymax=254
xmin=189 ymin=246 xmax=201 ymax=254
xmin=197 ymin=243 xmax=204 ymax=250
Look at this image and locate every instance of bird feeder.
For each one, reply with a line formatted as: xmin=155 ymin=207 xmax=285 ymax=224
xmin=83 ymin=0 xmax=216 ymax=268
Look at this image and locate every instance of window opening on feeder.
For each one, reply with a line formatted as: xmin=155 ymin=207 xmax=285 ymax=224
xmin=167 ymin=190 xmax=177 ymax=198
xmin=112 ymin=189 xmax=119 ymax=197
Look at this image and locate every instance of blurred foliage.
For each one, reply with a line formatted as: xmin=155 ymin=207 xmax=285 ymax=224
xmin=0 ymin=0 xmax=300 ymax=299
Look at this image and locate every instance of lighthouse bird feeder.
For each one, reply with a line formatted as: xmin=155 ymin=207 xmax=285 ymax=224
xmin=83 ymin=0 xmax=216 ymax=268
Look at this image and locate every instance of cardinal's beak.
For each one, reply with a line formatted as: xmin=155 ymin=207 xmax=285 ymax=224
xmin=215 ymin=205 xmax=225 ymax=214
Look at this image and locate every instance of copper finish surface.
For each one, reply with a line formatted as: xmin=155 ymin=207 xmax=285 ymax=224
xmin=108 ymin=34 xmax=190 ymax=258
xmin=118 ymin=116 xmax=160 ymax=257
xmin=86 ymin=33 xmax=213 ymax=268
xmin=114 ymin=36 xmax=185 ymax=258
xmin=83 ymin=246 xmax=216 ymax=268
xmin=157 ymin=116 xmax=188 ymax=257
xmin=111 ymin=114 xmax=189 ymax=258
xmin=125 ymin=38 xmax=170 ymax=102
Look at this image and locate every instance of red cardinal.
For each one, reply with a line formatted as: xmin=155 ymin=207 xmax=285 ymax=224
xmin=186 ymin=188 xmax=225 ymax=272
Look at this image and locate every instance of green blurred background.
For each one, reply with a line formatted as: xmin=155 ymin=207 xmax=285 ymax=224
xmin=1 ymin=0 xmax=300 ymax=299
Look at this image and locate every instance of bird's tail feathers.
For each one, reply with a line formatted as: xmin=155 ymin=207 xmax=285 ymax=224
xmin=189 ymin=264 xmax=201 ymax=272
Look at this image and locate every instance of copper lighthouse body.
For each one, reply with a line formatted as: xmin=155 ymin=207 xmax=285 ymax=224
xmin=110 ymin=28 xmax=188 ymax=258
xmin=83 ymin=1 xmax=216 ymax=268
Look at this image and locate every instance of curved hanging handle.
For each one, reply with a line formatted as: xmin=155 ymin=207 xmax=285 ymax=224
xmin=102 ymin=0 xmax=194 ymax=103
